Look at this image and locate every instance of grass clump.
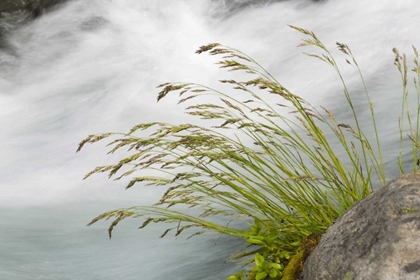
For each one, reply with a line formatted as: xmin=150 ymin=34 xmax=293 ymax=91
xmin=77 ymin=26 xmax=420 ymax=279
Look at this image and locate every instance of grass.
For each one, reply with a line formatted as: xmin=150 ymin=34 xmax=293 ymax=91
xmin=77 ymin=26 xmax=420 ymax=280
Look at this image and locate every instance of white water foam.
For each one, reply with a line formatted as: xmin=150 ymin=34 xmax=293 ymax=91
xmin=1 ymin=0 xmax=420 ymax=278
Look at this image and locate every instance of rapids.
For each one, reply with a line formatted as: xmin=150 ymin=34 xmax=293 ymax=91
xmin=1 ymin=0 xmax=419 ymax=279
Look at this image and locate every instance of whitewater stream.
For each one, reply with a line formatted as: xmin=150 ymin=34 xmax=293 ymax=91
xmin=1 ymin=0 xmax=420 ymax=279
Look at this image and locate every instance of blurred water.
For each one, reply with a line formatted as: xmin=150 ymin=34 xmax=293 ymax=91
xmin=1 ymin=0 xmax=420 ymax=279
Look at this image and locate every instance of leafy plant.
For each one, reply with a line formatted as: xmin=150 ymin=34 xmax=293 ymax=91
xmin=77 ymin=26 xmax=420 ymax=279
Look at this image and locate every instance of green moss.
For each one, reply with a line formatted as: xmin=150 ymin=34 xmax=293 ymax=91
xmin=343 ymin=270 xmax=354 ymax=280
xmin=281 ymin=232 xmax=322 ymax=280
xmin=402 ymin=207 xmax=418 ymax=214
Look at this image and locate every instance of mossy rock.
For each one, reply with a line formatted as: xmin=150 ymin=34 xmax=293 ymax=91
xmin=282 ymin=232 xmax=322 ymax=280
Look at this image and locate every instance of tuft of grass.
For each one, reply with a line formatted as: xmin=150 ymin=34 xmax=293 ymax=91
xmin=77 ymin=26 xmax=420 ymax=279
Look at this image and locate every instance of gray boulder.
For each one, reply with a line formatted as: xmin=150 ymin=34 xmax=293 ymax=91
xmin=301 ymin=173 xmax=420 ymax=280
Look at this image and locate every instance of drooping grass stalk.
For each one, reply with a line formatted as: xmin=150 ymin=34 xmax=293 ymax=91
xmin=78 ymin=28 xmax=420 ymax=280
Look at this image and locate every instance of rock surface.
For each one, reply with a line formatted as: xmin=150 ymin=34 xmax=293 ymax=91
xmin=301 ymin=173 xmax=420 ymax=280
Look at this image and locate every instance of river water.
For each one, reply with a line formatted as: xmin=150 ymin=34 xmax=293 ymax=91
xmin=1 ymin=0 xmax=420 ymax=279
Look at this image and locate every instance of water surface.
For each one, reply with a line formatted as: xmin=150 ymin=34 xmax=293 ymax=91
xmin=1 ymin=0 xmax=420 ymax=278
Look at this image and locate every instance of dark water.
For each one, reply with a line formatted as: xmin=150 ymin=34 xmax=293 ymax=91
xmin=1 ymin=0 xmax=420 ymax=279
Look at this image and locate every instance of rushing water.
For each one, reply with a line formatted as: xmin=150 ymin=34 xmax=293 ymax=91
xmin=1 ymin=0 xmax=420 ymax=279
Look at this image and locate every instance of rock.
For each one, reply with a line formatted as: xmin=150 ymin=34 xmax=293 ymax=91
xmin=301 ymin=173 xmax=420 ymax=280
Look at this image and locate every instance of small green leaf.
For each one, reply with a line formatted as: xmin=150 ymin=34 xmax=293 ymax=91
xmin=226 ymin=272 xmax=244 ymax=280
xmin=255 ymin=253 xmax=265 ymax=267
xmin=269 ymin=268 xmax=278 ymax=278
xmin=270 ymin=263 xmax=281 ymax=270
xmin=256 ymin=271 xmax=267 ymax=280
xmin=281 ymin=252 xmax=290 ymax=259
